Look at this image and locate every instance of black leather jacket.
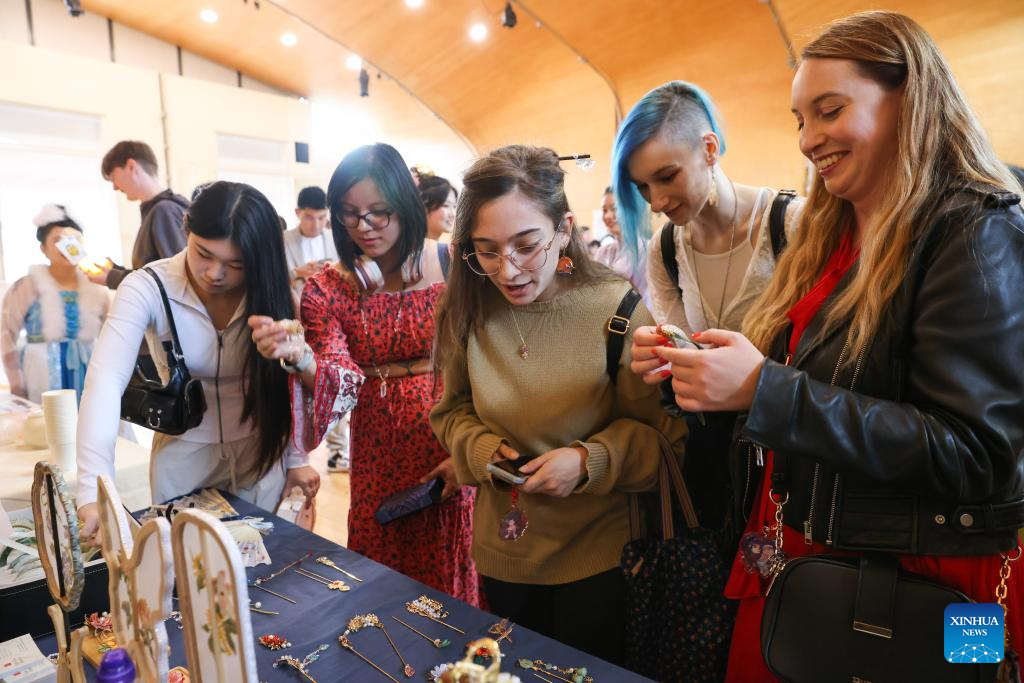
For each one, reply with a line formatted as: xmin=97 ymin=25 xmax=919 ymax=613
xmin=733 ymin=190 xmax=1024 ymax=556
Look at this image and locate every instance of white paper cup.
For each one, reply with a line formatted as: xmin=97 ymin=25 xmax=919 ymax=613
xmin=41 ymin=389 xmax=77 ymax=444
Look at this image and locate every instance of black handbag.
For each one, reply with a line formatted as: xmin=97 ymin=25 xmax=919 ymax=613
xmin=120 ymin=267 xmax=206 ymax=435
xmin=621 ymin=435 xmax=737 ymax=682
xmin=761 ymin=553 xmax=995 ymax=683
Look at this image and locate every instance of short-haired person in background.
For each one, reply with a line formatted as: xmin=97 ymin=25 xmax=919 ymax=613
xmin=282 ymin=186 xmax=349 ymax=473
xmin=283 ymin=186 xmax=339 ymax=296
xmin=76 ymin=181 xmax=318 ymax=544
xmin=593 ymin=186 xmax=650 ymax=306
xmin=431 ymin=145 xmax=686 ymax=663
xmin=638 ymin=12 xmax=1024 ymax=679
xmin=418 ymin=174 xmax=458 ymax=242
xmin=1 ymin=205 xmax=109 ymax=403
xmin=90 ymin=140 xmax=189 ymax=290
xmin=250 ymin=143 xmax=480 ymax=605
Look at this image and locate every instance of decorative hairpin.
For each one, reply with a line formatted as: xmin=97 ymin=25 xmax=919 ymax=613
xmin=338 ymin=613 xmax=414 ymax=680
xmin=405 ymin=595 xmax=465 ymax=634
xmin=293 ymin=566 xmax=350 ymax=592
xmin=316 ymin=556 xmax=363 ymax=583
xmin=249 ymin=550 xmax=312 ymax=604
xmin=249 ymin=600 xmax=279 ymax=615
xmin=556 ymin=154 xmax=596 ymax=171
xmin=392 ymin=616 xmax=450 ymax=649
xmin=516 ymin=659 xmax=593 ymax=683
xmin=273 ymin=643 xmax=329 ymax=682
xmin=86 ymin=611 xmax=117 ymax=652
xmin=486 ymin=618 xmax=515 ymax=645
xmin=249 ymin=580 xmax=296 ymax=604
xmin=259 ymin=634 xmax=291 ymax=650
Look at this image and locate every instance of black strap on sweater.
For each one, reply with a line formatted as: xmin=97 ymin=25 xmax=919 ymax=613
xmin=606 ymin=288 xmax=642 ymax=383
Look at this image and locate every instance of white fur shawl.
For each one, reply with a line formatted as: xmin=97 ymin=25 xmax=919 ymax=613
xmin=27 ymin=266 xmax=108 ymax=342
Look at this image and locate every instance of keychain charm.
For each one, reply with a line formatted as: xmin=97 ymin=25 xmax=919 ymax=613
xmin=499 ymin=487 xmax=528 ymax=541
xmin=739 ymin=529 xmax=778 ymax=578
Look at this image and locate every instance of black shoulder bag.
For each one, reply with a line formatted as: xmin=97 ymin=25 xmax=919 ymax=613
xmin=759 ymin=344 xmax=999 ymax=683
xmin=120 ymin=267 xmax=207 ymax=435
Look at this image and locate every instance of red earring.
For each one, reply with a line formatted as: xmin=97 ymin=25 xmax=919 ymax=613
xmin=556 ymin=255 xmax=575 ymax=276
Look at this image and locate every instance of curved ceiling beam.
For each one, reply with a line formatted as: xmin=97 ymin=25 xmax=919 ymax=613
xmin=262 ymin=0 xmax=478 ymax=155
xmin=509 ymin=0 xmax=624 ymax=126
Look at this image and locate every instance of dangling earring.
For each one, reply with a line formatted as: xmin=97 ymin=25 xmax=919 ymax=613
xmin=707 ymin=166 xmax=719 ymax=208
xmin=556 ymin=253 xmax=575 ymax=276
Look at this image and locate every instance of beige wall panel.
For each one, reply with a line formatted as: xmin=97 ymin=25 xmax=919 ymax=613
xmin=112 ymin=22 xmax=177 ymax=74
xmin=0 ymin=0 xmax=30 ymax=44
xmin=180 ymin=49 xmax=236 ymax=87
xmin=0 ymin=40 xmax=165 ymax=256
xmin=33 ymin=0 xmax=109 ymax=62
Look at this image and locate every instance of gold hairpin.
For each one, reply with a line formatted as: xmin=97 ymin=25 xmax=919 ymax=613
xmin=392 ymin=615 xmax=450 ymax=649
xmin=316 ymin=556 xmax=363 ymax=582
xmin=294 ymin=567 xmax=350 ymax=592
xmin=405 ymin=595 xmax=465 ymax=634
xmin=488 ymin=618 xmax=514 ymax=644
xmin=249 ymin=581 xmax=297 ymax=604
xmin=339 ymin=613 xmax=414 ymax=680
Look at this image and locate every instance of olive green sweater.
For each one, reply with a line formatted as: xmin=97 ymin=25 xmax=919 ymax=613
xmin=430 ymin=279 xmax=688 ymax=585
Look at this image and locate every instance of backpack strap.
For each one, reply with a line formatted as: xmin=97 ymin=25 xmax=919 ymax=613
xmin=606 ymin=288 xmax=643 ymax=383
xmin=769 ymin=189 xmax=797 ymax=259
xmin=437 ymin=242 xmax=451 ymax=278
xmin=659 ymin=222 xmax=681 ymax=297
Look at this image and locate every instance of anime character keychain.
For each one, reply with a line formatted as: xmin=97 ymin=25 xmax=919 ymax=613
xmin=499 ymin=487 xmax=528 ymax=542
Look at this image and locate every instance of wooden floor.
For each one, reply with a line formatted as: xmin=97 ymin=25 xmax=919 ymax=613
xmin=307 ymin=441 xmax=352 ymax=547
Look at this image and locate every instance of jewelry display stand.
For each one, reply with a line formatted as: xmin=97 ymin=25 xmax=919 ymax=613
xmin=96 ymin=475 xmax=174 ymax=683
xmin=30 ymin=461 xmax=88 ymax=683
xmin=171 ymin=509 xmax=258 ymax=683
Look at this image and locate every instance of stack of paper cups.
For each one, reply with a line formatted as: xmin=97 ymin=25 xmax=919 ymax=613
xmin=41 ymin=389 xmax=77 ymax=473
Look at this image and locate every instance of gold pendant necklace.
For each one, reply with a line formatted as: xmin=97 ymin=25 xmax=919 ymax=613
xmin=692 ymin=177 xmax=742 ymax=329
xmin=508 ymin=306 xmax=534 ymax=360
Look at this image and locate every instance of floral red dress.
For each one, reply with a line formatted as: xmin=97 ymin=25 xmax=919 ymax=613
xmin=724 ymin=232 xmax=1024 ymax=681
xmin=292 ymin=267 xmax=479 ymax=606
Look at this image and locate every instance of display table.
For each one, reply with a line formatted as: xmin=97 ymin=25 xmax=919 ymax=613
xmin=0 ymin=437 xmax=151 ymax=513
xmin=36 ymin=494 xmax=653 ymax=682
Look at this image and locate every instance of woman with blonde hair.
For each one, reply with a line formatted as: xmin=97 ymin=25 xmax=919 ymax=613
xmin=634 ymin=11 xmax=1024 ymax=680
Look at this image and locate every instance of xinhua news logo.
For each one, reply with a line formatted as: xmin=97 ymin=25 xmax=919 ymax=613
xmin=944 ymin=603 xmax=1004 ymax=664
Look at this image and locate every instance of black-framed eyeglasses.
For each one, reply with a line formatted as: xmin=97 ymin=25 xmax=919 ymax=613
xmin=339 ymin=209 xmax=394 ymax=230
xmin=462 ymin=232 xmax=559 ymax=277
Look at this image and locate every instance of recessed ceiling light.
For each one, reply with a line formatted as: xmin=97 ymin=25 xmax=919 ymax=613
xmin=345 ymin=55 xmax=362 ymax=71
xmin=199 ymin=9 xmax=218 ymax=23
xmin=469 ymin=22 xmax=487 ymax=42
xmin=280 ymin=32 xmax=298 ymax=47
xmin=405 ymin=0 xmax=424 ymax=7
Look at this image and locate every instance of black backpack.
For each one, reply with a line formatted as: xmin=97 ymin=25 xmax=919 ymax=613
xmin=660 ymin=189 xmax=797 ymax=295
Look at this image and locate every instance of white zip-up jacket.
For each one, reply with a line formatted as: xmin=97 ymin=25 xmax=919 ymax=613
xmin=76 ymin=251 xmax=307 ymax=506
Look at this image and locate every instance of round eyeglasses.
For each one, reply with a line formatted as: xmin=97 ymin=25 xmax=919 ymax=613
xmin=339 ymin=209 xmax=394 ymax=230
xmin=462 ymin=233 xmax=558 ymax=276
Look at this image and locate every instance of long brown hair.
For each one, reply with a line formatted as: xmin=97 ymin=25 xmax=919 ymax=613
xmin=743 ymin=11 xmax=1021 ymax=357
xmin=434 ymin=145 xmax=618 ymax=372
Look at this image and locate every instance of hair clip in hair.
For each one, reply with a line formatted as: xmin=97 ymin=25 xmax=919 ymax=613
xmin=557 ymin=154 xmax=595 ymax=171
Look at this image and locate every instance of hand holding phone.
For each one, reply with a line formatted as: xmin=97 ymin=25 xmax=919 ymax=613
xmin=487 ymin=458 xmax=532 ymax=485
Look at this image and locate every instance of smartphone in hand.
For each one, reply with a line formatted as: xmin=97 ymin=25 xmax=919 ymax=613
xmin=486 ymin=455 xmax=537 ymax=486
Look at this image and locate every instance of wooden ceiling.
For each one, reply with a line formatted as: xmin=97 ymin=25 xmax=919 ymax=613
xmin=80 ymin=0 xmax=1024 ymax=212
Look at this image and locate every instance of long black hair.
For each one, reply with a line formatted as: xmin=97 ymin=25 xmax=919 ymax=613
xmin=185 ymin=181 xmax=294 ymax=478
xmin=327 ymin=143 xmax=426 ymax=274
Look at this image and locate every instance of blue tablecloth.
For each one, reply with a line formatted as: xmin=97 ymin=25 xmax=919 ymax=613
xmin=37 ymin=493 xmax=653 ymax=682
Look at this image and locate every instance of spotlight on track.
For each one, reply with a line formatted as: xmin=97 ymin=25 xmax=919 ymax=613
xmin=359 ymin=68 xmax=370 ymax=97
xmin=502 ymin=2 xmax=517 ymax=28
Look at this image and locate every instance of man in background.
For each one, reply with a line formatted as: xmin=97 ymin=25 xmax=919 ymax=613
xmin=282 ymin=186 xmax=338 ymax=297
xmin=88 ymin=140 xmax=188 ymax=290
xmin=283 ymin=186 xmax=350 ymax=473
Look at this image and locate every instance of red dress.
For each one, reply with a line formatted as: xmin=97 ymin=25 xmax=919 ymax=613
xmin=292 ymin=267 xmax=480 ymax=606
xmin=724 ymin=233 xmax=1024 ymax=682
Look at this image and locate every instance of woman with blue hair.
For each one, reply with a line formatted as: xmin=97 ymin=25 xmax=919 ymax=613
xmin=612 ymin=81 xmax=799 ymax=339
